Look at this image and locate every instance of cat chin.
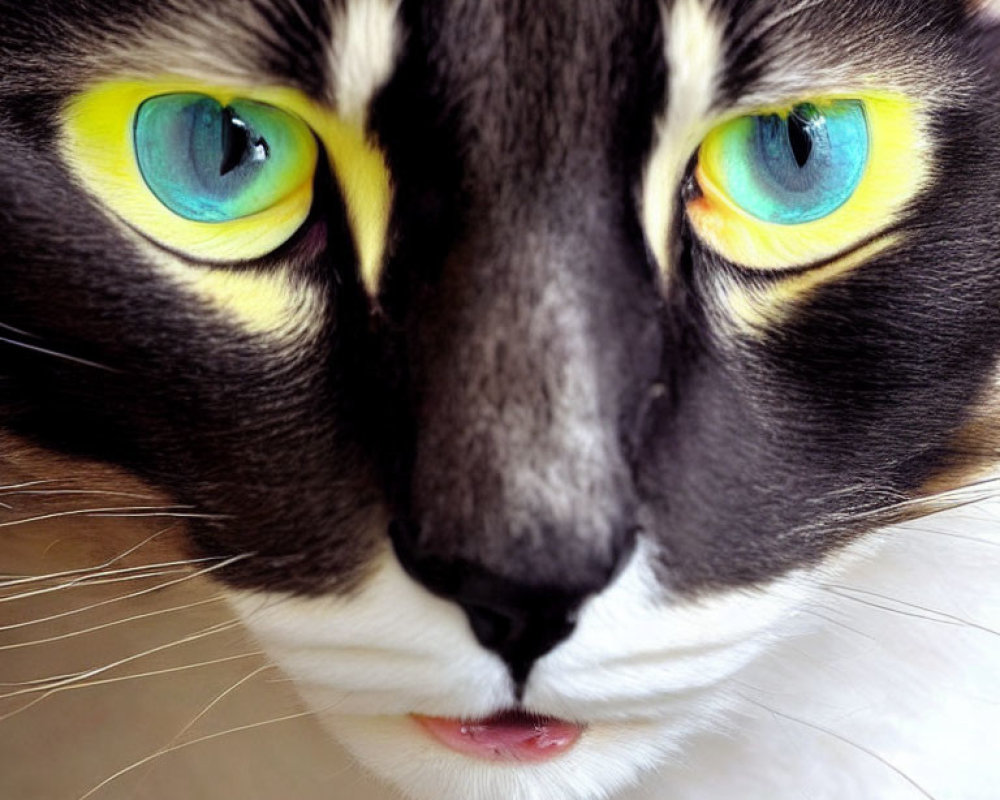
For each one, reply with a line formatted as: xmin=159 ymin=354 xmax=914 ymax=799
xmin=315 ymin=712 xmax=706 ymax=800
xmin=226 ymin=542 xmax=821 ymax=799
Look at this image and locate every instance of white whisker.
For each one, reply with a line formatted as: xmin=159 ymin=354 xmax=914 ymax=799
xmin=0 ymin=526 xmax=178 ymax=589
xmin=0 ymin=333 xmax=117 ymax=371
xmin=0 ymin=479 xmax=60 ymax=492
xmin=0 ymin=652 xmax=266 ymax=724
xmin=0 ymin=569 xmax=204 ymax=602
xmin=741 ymin=697 xmax=938 ymax=800
xmin=90 ymin=511 xmax=226 ymax=520
xmin=0 ymin=595 xmax=226 ymax=651
xmin=0 ymin=553 xmax=251 ymax=632
xmin=122 ymin=663 xmax=277 ymax=797
xmin=0 ymin=505 xmax=198 ymax=530
xmin=0 ymin=558 xmax=227 ymax=602
xmin=0 ymin=320 xmax=38 ymax=338
xmin=0 ymin=619 xmax=243 ymax=699
xmin=0 ymin=488 xmax=157 ymax=500
xmin=76 ymin=694 xmax=342 ymax=800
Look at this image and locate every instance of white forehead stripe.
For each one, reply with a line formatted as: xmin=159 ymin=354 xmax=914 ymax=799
xmin=329 ymin=0 xmax=402 ymax=123
xmin=642 ymin=0 xmax=724 ymax=275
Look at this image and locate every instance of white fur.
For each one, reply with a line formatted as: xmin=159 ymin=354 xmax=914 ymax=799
xmin=329 ymin=0 xmax=401 ymax=123
xmin=229 ymin=495 xmax=1000 ymax=800
xmin=225 ymin=2 xmax=1000 ymax=797
xmin=642 ymin=0 xmax=723 ymax=276
xmin=228 ymin=539 xmax=802 ymax=800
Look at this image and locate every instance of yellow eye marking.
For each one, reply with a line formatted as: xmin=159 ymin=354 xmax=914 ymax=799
xmin=687 ymin=94 xmax=929 ymax=271
xmin=184 ymin=267 xmax=322 ymax=339
xmin=128 ymin=243 xmax=323 ymax=339
xmin=61 ymin=79 xmax=392 ymax=296
xmin=722 ymin=233 xmax=903 ymax=335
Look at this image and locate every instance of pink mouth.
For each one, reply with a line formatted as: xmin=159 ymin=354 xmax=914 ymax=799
xmin=413 ymin=710 xmax=584 ymax=763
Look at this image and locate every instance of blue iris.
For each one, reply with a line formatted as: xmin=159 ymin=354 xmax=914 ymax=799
xmin=720 ymin=101 xmax=869 ymax=225
xmin=134 ymin=93 xmax=312 ymax=223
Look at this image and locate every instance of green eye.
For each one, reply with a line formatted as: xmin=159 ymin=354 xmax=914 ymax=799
xmin=134 ymin=94 xmax=317 ymax=223
xmin=701 ymin=100 xmax=869 ymax=225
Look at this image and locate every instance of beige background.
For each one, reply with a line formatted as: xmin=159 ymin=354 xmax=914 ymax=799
xmin=0 ymin=444 xmax=390 ymax=800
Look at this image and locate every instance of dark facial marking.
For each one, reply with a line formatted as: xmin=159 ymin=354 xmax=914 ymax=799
xmin=2 ymin=1 xmax=1000 ymax=639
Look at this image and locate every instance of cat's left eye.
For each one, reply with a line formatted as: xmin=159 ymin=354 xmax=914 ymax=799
xmin=685 ymin=95 xmax=927 ymax=271
xmin=698 ymin=100 xmax=869 ymax=226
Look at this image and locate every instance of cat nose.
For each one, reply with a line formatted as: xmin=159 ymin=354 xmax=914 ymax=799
xmin=458 ymin=583 xmax=581 ymax=686
xmin=389 ymin=519 xmax=596 ymax=685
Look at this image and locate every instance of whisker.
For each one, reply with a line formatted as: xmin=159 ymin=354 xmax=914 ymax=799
xmin=0 ymin=596 xmax=227 ymax=651
xmin=76 ymin=692 xmax=343 ymax=800
xmin=0 ymin=692 xmax=50 ymax=725
xmin=0 ymin=652 xmax=265 ymax=724
xmin=0 ymin=488 xmax=158 ymax=501
xmin=0 ymin=320 xmax=38 ymax=338
xmin=0 ymin=669 xmax=85 ymax=688
xmin=0 ymin=553 xmax=251 ymax=632
xmin=89 ymin=511 xmax=226 ymax=520
xmin=0 ymin=505 xmax=200 ymax=530
xmin=0 ymin=526 xmax=179 ymax=589
xmin=824 ymin=585 xmax=1000 ymax=637
xmin=0 ymin=479 xmax=60 ymax=492
xmin=123 ymin=663 xmax=277 ymax=797
xmin=76 ymin=707 xmax=320 ymax=800
xmin=742 ymin=697 xmax=938 ymax=800
xmin=0 ymin=568 xmax=203 ymax=602
xmin=799 ymin=604 xmax=877 ymax=642
xmin=0 ymin=333 xmax=118 ymax=371
xmin=904 ymin=527 xmax=1000 ymax=548
xmin=0 ymin=619 xmax=243 ymax=699
xmin=0 ymin=558 xmax=227 ymax=601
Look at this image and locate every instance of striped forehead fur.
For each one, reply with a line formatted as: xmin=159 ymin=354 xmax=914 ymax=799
xmin=7 ymin=0 xmax=400 ymax=118
xmin=713 ymin=0 xmax=974 ymax=110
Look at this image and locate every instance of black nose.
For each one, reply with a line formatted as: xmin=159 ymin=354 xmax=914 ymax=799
xmin=389 ymin=520 xmax=590 ymax=685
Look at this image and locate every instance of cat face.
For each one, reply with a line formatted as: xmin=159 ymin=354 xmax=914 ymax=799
xmin=2 ymin=1 xmax=1000 ymax=798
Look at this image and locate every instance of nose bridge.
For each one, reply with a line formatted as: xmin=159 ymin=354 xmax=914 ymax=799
xmin=375 ymin=0 xmax=667 ymax=676
xmin=389 ymin=202 xmax=652 ymax=679
xmin=408 ymin=206 xmax=639 ymax=577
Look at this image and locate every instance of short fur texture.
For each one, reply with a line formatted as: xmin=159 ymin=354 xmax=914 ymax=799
xmin=1 ymin=1 xmax=999 ymax=798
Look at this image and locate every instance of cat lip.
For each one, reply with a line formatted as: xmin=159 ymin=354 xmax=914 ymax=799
xmin=411 ymin=709 xmax=585 ymax=763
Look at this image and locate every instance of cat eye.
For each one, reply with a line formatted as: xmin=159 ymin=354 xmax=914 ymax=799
xmin=698 ymin=100 xmax=869 ymax=226
xmin=685 ymin=95 xmax=928 ymax=271
xmin=134 ymin=94 xmax=317 ymax=224
xmin=60 ymin=80 xmax=391 ymax=278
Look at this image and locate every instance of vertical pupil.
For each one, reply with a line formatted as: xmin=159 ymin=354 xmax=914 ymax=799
xmin=786 ymin=109 xmax=813 ymax=168
xmin=219 ymin=107 xmax=269 ymax=176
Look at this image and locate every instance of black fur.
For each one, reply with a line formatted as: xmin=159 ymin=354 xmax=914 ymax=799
xmin=2 ymin=0 xmax=999 ymax=641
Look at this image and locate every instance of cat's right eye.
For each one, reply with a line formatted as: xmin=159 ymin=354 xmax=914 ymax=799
xmin=134 ymin=94 xmax=317 ymax=225
xmin=60 ymin=79 xmax=392 ymax=280
xmin=686 ymin=94 xmax=929 ymax=271
xmin=699 ymin=100 xmax=869 ymax=226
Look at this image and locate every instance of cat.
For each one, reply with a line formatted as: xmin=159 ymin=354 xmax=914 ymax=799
xmin=2 ymin=0 xmax=1000 ymax=799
